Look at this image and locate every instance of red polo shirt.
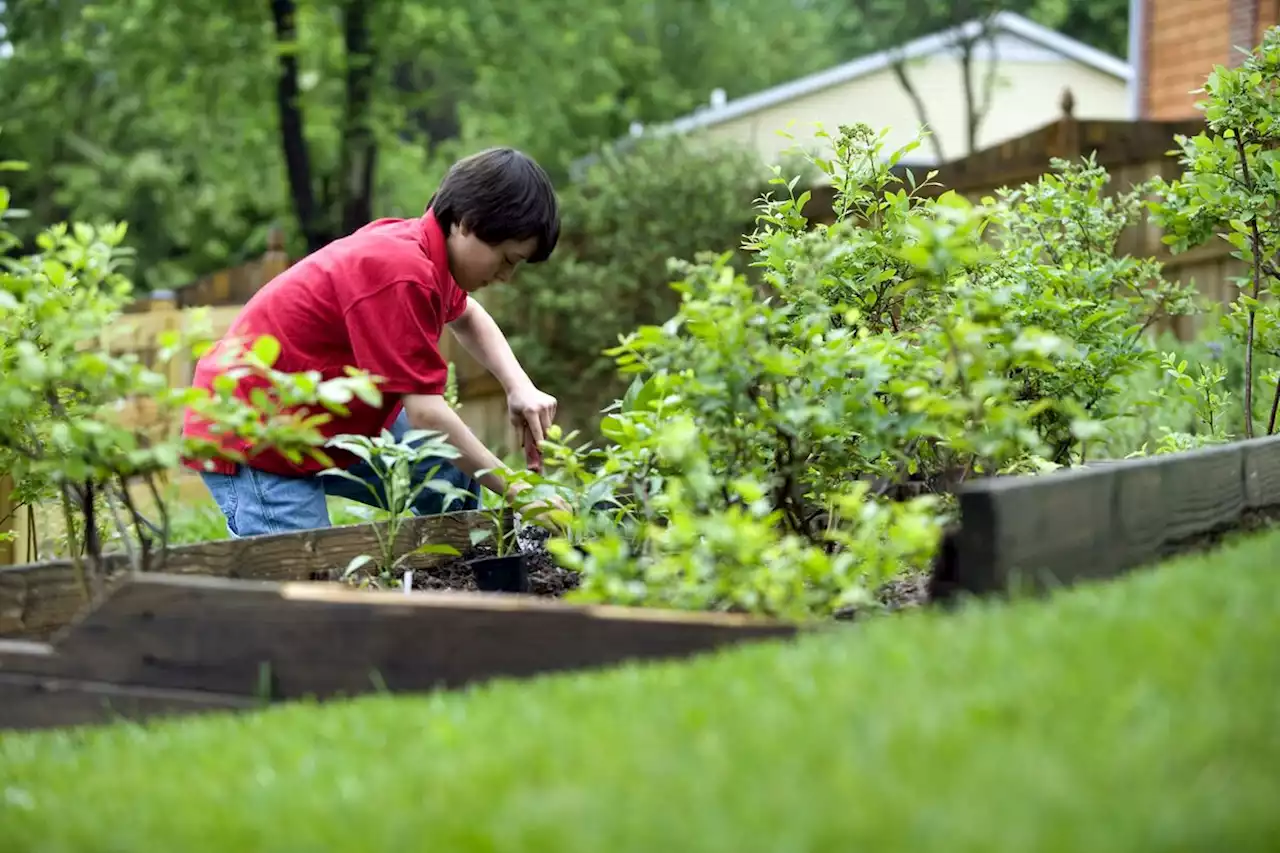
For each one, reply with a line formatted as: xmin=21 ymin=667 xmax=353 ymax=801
xmin=181 ymin=210 xmax=468 ymax=477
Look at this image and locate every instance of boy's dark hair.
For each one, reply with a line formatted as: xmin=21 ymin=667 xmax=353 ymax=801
xmin=428 ymin=147 xmax=560 ymax=263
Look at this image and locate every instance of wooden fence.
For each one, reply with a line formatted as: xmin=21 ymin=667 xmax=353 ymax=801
xmin=921 ymin=93 xmax=1236 ymax=341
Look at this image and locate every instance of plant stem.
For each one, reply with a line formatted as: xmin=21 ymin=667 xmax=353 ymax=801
xmin=104 ymin=485 xmax=141 ymax=576
xmin=143 ymin=473 xmax=171 ymax=571
xmin=116 ymin=475 xmax=153 ymax=574
xmin=1268 ymin=377 xmax=1280 ymax=436
xmin=60 ymin=484 xmax=88 ymax=600
xmin=1236 ymin=133 xmax=1262 ymax=439
xmin=80 ymin=480 xmax=103 ymax=598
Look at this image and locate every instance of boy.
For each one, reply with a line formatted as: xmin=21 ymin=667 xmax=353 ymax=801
xmin=181 ymin=147 xmax=565 ymax=537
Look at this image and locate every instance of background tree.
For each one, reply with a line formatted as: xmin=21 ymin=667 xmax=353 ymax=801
xmin=0 ymin=0 xmax=837 ymax=287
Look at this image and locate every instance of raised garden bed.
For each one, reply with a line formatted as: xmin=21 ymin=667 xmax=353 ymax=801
xmin=0 ymin=508 xmax=563 ymax=640
xmin=0 ymin=571 xmax=795 ymax=731
xmin=5 ymin=434 xmax=1280 ymax=733
xmin=932 ymin=434 xmax=1280 ymax=602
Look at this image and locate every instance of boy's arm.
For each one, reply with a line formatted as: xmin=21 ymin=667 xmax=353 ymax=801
xmin=402 ymin=393 xmax=523 ymax=501
xmin=447 ymin=296 xmax=557 ymax=443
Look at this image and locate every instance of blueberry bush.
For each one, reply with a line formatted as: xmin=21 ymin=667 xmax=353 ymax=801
xmin=507 ymin=122 xmax=1198 ymax=620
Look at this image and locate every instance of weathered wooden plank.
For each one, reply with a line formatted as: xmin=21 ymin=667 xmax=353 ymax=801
xmin=1160 ymin=443 xmax=1245 ymax=542
xmin=950 ymin=465 xmax=1119 ymax=596
xmin=12 ymin=574 xmax=797 ymax=705
xmin=946 ymin=440 xmax=1259 ymax=601
xmin=1243 ymin=435 xmax=1280 ymax=510
xmin=1110 ymin=456 xmax=1169 ymax=568
xmin=0 ymin=670 xmax=256 ymax=731
xmin=0 ymin=510 xmax=494 ymax=640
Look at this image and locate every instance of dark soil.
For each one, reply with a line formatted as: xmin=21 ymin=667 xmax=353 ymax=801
xmin=403 ymin=527 xmax=581 ymax=597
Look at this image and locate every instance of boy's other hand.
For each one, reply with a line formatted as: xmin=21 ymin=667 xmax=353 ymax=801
xmin=507 ymin=384 xmax=557 ymax=443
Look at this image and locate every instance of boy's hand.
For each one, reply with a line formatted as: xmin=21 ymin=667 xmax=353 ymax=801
xmin=507 ymin=384 xmax=557 ymax=444
xmin=520 ymin=423 xmax=543 ymax=472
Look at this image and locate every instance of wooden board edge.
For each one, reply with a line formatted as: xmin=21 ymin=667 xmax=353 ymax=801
xmin=1242 ymin=434 xmax=1280 ymax=510
xmin=0 ymin=639 xmax=55 ymax=658
xmin=0 ymin=508 xmax=492 ymax=579
xmin=136 ymin=573 xmax=800 ymax=633
xmin=6 ymin=571 xmax=803 ymax=708
xmin=0 ymin=671 xmax=259 ymax=732
xmin=948 ymin=438 xmax=1271 ymax=600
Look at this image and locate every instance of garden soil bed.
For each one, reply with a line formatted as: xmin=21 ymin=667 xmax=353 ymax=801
xmin=402 ymin=526 xmax=582 ymax=597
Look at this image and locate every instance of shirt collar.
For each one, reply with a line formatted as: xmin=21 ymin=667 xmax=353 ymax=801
xmin=421 ymin=209 xmax=457 ymax=289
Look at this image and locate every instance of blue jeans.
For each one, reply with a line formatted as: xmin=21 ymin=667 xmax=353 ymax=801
xmin=199 ymin=410 xmax=481 ymax=538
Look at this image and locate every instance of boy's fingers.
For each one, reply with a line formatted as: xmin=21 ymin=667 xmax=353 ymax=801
xmin=523 ymin=427 xmax=543 ymax=472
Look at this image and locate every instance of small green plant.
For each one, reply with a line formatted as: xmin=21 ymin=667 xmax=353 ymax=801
xmin=322 ymin=429 xmax=473 ymax=587
xmin=466 ymin=502 xmax=520 ymax=559
xmin=468 ymin=465 xmax=573 ymax=556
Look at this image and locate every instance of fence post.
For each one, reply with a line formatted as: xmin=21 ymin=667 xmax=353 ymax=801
xmin=260 ymin=226 xmax=289 ymax=283
xmin=0 ymin=474 xmax=33 ymax=566
xmin=147 ymin=290 xmax=188 ymax=391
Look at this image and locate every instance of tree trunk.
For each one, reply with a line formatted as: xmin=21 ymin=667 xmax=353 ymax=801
xmin=338 ymin=0 xmax=378 ymax=237
xmin=269 ymin=0 xmax=327 ymax=253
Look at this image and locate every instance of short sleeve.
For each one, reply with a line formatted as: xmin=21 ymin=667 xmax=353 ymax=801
xmin=344 ymin=279 xmax=450 ymax=395
xmin=443 ymin=281 xmax=469 ymax=324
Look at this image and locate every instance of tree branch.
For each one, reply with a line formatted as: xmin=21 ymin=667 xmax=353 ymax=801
xmin=891 ymin=58 xmax=945 ymax=163
xmin=1236 ymin=132 xmax=1262 ymax=438
xmin=967 ymin=16 xmax=1001 ymax=154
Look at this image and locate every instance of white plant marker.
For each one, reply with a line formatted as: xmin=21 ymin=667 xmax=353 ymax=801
xmin=403 ymin=570 xmax=413 ymax=595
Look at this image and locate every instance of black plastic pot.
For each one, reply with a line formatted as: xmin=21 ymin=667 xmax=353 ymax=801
xmin=467 ymin=552 xmax=529 ymax=593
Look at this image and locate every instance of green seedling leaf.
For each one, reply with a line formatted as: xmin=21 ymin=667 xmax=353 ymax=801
xmin=343 ymin=555 xmax=375 ymax=579
xmin=411 ymin=543 xmax=462 ymax=557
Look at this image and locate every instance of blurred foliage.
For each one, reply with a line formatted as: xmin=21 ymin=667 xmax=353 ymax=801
xmin=481 ymin=134 xmax=807 ymax=433
xmin=0 ymin=0 xmax=1129 ymax=291
xmin=0 ymin=0 xmax=838 ymax=289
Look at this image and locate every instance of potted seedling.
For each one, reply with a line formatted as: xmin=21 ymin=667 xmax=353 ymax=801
xmin=322 ymin=428 xmax=474 ymax=589
xmin=445 ymin=466 xmax=573 ymax=593
xmin=462 ymin=500 xmax=525 ymax=592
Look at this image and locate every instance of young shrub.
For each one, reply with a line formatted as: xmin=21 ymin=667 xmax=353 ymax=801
xmin=535 ymin=123 xmax=1190 ymax=620
xmin=0 ymin=165 xmax=381 ymax=591
xmin=324 ymin=429 xmax=471 ymax=588
xmin=1149 ymin=26 xmax=1280 ymax=438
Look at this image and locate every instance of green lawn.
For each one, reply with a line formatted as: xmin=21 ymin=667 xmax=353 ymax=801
xmin=2 ymin=530 xmax=1279 ymax=852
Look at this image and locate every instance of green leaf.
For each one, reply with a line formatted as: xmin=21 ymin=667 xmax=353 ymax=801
xmin=251 ymin=335 xmax=282 ymax=367
xmin=343 ymin=555 xmax=375 ymax=579
xmin=411 ymin=542 xmax=462 ymax=557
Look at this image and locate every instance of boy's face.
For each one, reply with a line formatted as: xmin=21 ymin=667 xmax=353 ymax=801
xmin=447 ymin=224 xmax=537 ymax=293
